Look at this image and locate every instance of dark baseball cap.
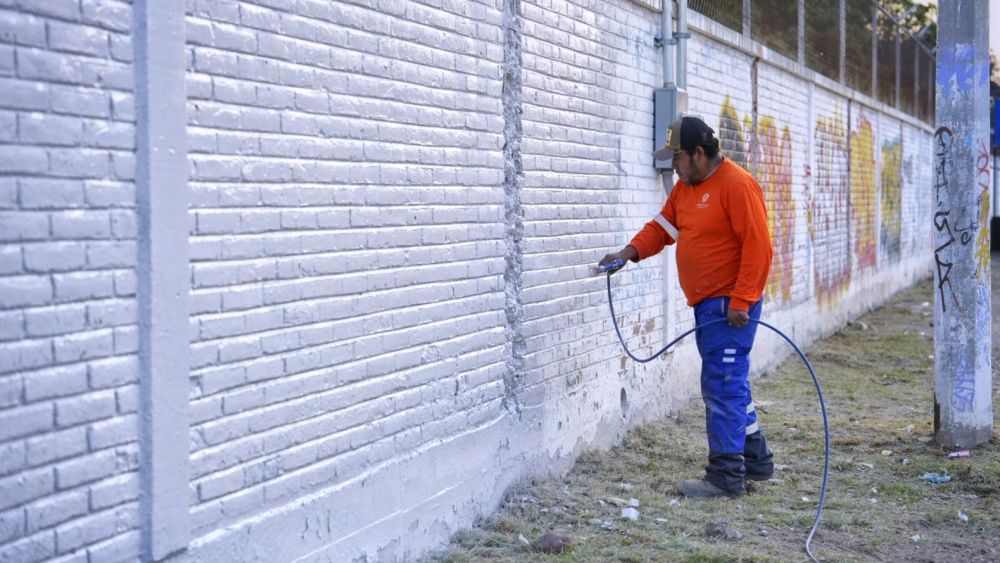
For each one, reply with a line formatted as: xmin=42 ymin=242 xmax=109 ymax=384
xmin=653 ymin=116 xmax=716 ymax=160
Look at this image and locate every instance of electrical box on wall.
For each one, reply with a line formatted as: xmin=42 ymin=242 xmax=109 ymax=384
xmin=653 ymin=87 xmax=687 ymax=169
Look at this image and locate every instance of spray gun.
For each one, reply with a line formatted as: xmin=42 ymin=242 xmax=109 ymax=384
xmin=592 ymin=258 xmax=625 ymax=276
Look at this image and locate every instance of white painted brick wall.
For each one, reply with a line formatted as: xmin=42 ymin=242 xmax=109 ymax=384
xmin=516 ymin=0 xmax=669 ymax=467
xmin=0 ymin=1 xmax=937 ymax=562
xmin=0 ymin=1 xmax=139 ymax=562
xmin=183 ymin=0 xmax=509 ymax=541
xmin=902 ymin=121 xmax=933 ymax=258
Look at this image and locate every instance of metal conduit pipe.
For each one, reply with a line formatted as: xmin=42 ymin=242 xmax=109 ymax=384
xmin=676 ymin=0 xmax=688 ymax=90
xmin=660 ymin=0 xmax=674 ymax=88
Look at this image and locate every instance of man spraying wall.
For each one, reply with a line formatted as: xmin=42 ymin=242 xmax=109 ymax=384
xmin=598 ymin=116 xmax=775 ymax=499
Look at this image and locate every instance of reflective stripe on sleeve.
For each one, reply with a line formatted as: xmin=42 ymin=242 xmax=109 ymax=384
xmin=653 ymin=214 xmax=679 ymax=241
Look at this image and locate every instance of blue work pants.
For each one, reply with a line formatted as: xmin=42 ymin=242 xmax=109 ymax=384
xmin=693 ymin=296 xmax=772 ymax=491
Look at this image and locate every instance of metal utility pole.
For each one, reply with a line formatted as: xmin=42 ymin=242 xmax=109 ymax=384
xmin=932 ymin=0 xmax=993 ymax=447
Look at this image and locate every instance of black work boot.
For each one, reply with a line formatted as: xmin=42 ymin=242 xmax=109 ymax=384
xmin=676 ymin=478 xmax=737 ymax=499
xmin=744 ymin=430 xmax=774 ymax=481
xmin=677 ymin=452 xmax=746 ymax=499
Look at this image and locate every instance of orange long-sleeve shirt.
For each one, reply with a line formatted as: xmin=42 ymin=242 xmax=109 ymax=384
xmin=629 ymin=158 xmax=772 ymax=311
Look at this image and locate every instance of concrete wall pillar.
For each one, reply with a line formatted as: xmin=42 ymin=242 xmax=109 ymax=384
xmin=134 ymin=0 xmax=190 ymax=559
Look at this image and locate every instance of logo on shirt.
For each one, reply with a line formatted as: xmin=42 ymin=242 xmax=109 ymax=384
xmin=697 ymin=192 xmax=710 ymax=209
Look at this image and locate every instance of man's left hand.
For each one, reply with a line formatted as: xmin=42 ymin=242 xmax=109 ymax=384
xmin=727 ymin=307 xmax=749 ymax=327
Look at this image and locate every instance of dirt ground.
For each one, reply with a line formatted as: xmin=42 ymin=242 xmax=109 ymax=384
xmin=426 ymin=255 xmax=1000 ymax=563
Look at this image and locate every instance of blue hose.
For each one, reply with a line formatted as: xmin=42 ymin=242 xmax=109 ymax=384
xmin=603 ymin=269 xmax=830 ymax=563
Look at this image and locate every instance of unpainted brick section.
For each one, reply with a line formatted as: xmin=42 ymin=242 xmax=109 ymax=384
xmin=0 ymin=1 xmax=139 ymax=560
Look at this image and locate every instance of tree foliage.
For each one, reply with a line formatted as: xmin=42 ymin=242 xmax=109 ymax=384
xmin=879 ymin=0 xmax=936 ymax=48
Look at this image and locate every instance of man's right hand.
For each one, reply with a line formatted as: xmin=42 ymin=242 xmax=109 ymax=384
xmin=598 ymin=246 xmax=638 ymax=274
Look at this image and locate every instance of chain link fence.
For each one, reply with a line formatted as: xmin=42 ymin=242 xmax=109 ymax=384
xmin=751 ymin=0 xmax=798 ymax=61
xmin=804 ymin=0 xmax=839 ymax=82
xmin=843 ymin=0 xmax=874 ymax=93
xmin=692 ymin=0 xmax=743 ymax=34
xmin=689 ymin=0 xmax=935 ymax=124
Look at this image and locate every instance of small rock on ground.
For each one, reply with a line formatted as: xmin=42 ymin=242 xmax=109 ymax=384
xmin=535 ymin=532 xmax=572 ymax=553
xmin=705 ymin=518 xmax=743 ymax=540
xmin=621 ymin=507 xmax=640 ymax=521
xmin=605 ymin=496 xmax=629 ymax=507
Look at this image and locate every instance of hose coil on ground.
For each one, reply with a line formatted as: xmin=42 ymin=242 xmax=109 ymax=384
xmin=603 ymin=270 xmax=830 ymax=563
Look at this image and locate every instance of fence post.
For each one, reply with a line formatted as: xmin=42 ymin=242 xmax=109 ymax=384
xmin=914 ymin=42 xmax=920 ymax=117
xmin=871 ymin=1 xmax=878 ymax=99
xmin=797 ymin=0 xmax=806 ymax=67
xmin=742 ymin=0 xmax=751 ymax=37
xmin=895 ymin=19 xmax=901 ymax=109
xmin=839 ymin=0 xmax=846 ymax=84
xmin=929 ymin=55 xmax=936 ymax=121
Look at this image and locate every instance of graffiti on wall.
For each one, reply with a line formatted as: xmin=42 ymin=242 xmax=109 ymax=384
xmin=714 ymin=98 xmax=935 ymax=310
xmin=901 ymin=149 xmax=918 ymax=256
xmin=758 ymin=117 xmax=796 ymax=304
xmin=743 ymin=115 xmax=755 ymax=167
xmin=718 ymin=96 xmax=795 ymax=305
xmin=849 ymin=113 xmax=878 ymax=271
xmin=718 ymin=96 xmax=748 ymax=169
xmin=880 ymin=139 xmax=903 ymax=264
xmin=809 ymin=112 xmax=851 ymax=306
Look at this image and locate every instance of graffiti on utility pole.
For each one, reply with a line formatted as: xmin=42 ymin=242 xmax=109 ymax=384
xmin=932 ymin=127 xmax=959 ymax=312
xmin=932 ymin=125 xmax=985 ymax=314
xmin=974 ymin=139 xmax=992 ymax=278
xmin=953 ymin=370 xmax=976 ymax=412
xmin=932 ymin=211 xmax=957 ymax=313
xmin=933 ymin=0 xmax=993 ymax=448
